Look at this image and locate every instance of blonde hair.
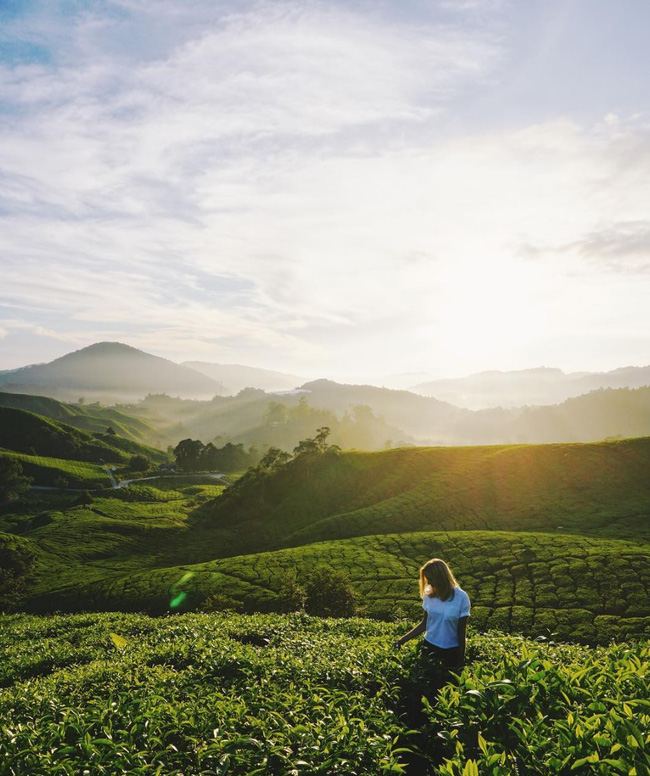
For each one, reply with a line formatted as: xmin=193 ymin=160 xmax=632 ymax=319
xmin=419 ymin=558 xmax=458 ymax=601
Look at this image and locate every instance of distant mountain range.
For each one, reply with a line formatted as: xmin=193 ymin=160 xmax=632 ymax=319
xmin=183 ymin=361 xmax=304 ymax=395
xmin=411 ymin=365 xmax=650 ymax=408
xmin=2 ymin=342 xmax=650 ymax=449
xmin=0 ymin=343 xmax=302 ymax=402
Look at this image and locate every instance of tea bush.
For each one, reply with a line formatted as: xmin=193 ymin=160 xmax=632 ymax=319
xmin=0 ymin=612 xmax=648 ymax=776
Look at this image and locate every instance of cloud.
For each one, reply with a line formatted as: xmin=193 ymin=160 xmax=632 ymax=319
xmin=2 ymin=1 xmax=650 ymax=377
xmin=569 ymin=222 xmax=650 ymax=273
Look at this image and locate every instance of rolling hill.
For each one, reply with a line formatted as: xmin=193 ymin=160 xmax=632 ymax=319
xmin=0 ymin=390 xmax=161 ymax=446
xmin=2 ymin=432 xmax=649 ymax=644
xmin=0 ymin=407 xmax=169 ymax=468
xmin=196 ymin=439 xmax=650 ymax=554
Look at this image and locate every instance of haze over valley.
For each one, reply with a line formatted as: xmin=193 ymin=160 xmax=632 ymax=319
xmin=2 ymin=341 xmax=650 ymax=452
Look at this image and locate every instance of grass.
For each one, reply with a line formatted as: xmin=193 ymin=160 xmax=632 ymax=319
xmin=0 ymin=612 xmax=648 ymax=775
xmin=0 ymin=451 xmax=112 ymax=488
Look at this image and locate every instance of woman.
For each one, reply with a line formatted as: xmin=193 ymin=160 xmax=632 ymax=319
xmin=395 ymin=558 xmax=470 ymax=668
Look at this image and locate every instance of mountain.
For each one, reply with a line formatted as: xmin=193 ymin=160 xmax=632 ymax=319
xmin=0 ymin=342 xmax=220 ymax=402
xmin=123 ymin=379 xmax=650 ymax=450
xmin=182 ymin=361 xmax=304 ymax=395
xmin=412 ymin=365 xmax=650 ymax=409
xmin=411 ymin=367 xmax=592 ymax=409
xmin=571 ymin=365 xmax=650 ymax=393
xmin=297 ymin=379 xmax=469 ymax=442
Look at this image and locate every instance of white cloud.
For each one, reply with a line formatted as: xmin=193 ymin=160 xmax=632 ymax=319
xmin=2 ymin=1 xmax=650 ymax=377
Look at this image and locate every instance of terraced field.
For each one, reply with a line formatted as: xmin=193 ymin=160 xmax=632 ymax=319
xmin=2 ymin=436 xmax=649 ymax=646
xmin=0 ymin=451 xmax=112 ymax=488
xmin=200 ymin=440 xmax=650 ymax=553
xmin=44 ymin=530 xmax=648 ymax=644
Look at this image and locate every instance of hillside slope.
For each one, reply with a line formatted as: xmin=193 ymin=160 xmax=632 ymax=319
xmin=198 ymin=439 xmax=650 ymax=554
xmin=24 ymin=529 xmax=650 ymax=643
xmin=0 ymin=391 xmax=160 ymax=445
xmin=0 ymin=407 xmax=168 ymax=464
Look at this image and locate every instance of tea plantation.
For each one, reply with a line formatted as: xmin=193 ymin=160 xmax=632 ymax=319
xmin=2 ymin=437 xmax=650 ymax=645
xmin=0 ymin=612 xmax=648 ymax=776
xmin=2 ymin=427 xmax=650 ymax=774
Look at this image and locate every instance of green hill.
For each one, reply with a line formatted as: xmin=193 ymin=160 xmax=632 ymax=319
xmin=197 ymin=439 xmax=650 ymax=555
xmin=30 ymin=529 xmax=648 ymax=644
xmin=0 ymin=451 xmax=112 ymax=489
xmin=0 ymin=407 xmax=168 ymax=465
xmin=2 ymin=437 xmax=649 ymax=645
xmin=0 ymin=391 xmax=162 ymax=446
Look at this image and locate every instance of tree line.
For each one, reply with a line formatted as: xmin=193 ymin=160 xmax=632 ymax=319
xmin=173 ymin=439 xmax=261 ymax=473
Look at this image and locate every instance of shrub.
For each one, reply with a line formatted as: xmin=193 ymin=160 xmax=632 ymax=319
xmin=277 ymin=569 xmax=306 ymax=613
xmin=199 ymin=593 xmax=244 ymax=613
xmin=304 ymin=565 xmax=356 ymax=618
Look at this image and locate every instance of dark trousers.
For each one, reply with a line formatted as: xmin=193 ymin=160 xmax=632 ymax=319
xmin=422 ymin=640 xmax=461 ymax=668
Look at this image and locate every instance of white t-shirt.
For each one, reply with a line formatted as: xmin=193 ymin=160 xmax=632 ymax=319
xmin=422 ymin=586 xmax=471 ymax=649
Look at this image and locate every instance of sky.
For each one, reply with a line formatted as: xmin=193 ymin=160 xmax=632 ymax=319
xmin=1 ymin=0 xmax=650 ymax=383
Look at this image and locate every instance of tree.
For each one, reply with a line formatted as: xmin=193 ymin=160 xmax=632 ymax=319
xmin=304 ymin=565 xmax=356 ymax=618
xmin=105 ymin=426 xmax=117 ymax=436
xmin=0 ymin=458 xmax=31 ymax=502
xmin=264 ymin=402 xmax=289 ymax=426
xmin=173 ymin=438 xmax=205 ymax=472
xmin=0 ymin=537 xmax=35 ymax=613
xmin=293 ymin=426 xmax=337 ymax=457
xmin=277 ymin=569 xmax=306 ymax=613
xmin=54 ymin=476 xmax=69 ymax=492
xmin=76 ymin=490 xmax=94 ymax=508
xmin=129 ymin=454 xmax=151 ymax=472
xmin=258 ymin=447 xmax=292 ymax=472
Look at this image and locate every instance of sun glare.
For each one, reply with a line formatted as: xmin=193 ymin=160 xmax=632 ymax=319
xmin=434 ymin=255 xmax=543 ymax=362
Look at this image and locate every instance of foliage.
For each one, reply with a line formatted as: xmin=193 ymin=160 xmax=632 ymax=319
xmin=304 ymin=565 xmax=357 ymax=618
xmin=0 ymin=612 xmax=647 ymax=776
xmin=0 ymin=457 xmax=31 ymax=502
xmin=128 ymin=453 xmax=151 ymax=471
xmin=426 ymin=632 xmax=650 ymax=775
xmin=199 ymin=593 xmax=245 ymax=613
xmin=173 ymin=438 xmax=259 ymax=472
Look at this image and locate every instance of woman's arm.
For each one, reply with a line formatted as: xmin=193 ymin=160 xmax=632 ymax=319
xmin=456 ymin=616 xmax=468 ymax=666
xmin=395 ymin=614 xmax=427 ymax=649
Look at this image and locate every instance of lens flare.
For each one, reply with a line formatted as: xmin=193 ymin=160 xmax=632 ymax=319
xmin=169 ymin=571 xmax=195 ymax=610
